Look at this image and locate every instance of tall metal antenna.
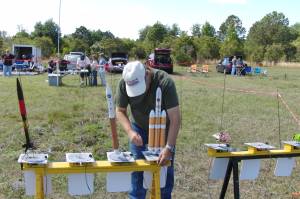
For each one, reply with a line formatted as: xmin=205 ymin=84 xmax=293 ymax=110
xmin=56 ymin=0 xmax=62 ymax=86
xmin=220 ymin=69 xmax=227 ymax=131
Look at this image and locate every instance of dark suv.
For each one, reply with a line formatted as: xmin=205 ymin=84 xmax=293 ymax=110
xmin=216 ymin=55 xmax=244 ymax=74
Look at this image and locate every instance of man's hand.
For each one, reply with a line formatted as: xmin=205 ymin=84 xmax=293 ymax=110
xmin=157 ymin=147 xmax=172 ymax=166
xmin=129 ymin=130 xmax=143 ymax=146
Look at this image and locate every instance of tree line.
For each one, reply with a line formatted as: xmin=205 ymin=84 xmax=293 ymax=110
xmin=1 ymin=11 xmax=300 ymax=65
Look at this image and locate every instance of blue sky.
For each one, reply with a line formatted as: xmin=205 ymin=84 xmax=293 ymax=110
xmin=0 ymin=0 xmax=299 ymax=39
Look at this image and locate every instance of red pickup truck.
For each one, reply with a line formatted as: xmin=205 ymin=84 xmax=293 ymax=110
xmin=146 ymin=48 xmax=173 ymax=74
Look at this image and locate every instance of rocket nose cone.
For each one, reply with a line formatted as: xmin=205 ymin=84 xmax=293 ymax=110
xmin=156 ymin=87 xmax=162 ymax=96
xmin=16 ymin=78 xmax=24 ymax=100
xmin=161 ymin=110 xmax=166 ymax=117
xmin=150 ymin=110 xmax=155 ymax=117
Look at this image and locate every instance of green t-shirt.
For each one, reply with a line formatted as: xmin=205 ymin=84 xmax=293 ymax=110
xmin=116 ymin=69 xmax=179 ymax=132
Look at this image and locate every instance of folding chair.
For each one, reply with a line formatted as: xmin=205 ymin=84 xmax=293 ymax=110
xmin=254 ymin=67 xmax=261 ymax=75
xmin=244 ymin=66 xmax=252 ymax=75
xmin=201 ymin=65 xmax=209 ymax=73
xmin=188 ymin=64 xmax=198 ymax=73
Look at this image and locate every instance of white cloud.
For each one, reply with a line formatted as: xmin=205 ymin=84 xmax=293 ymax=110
xmin=210 ymin=0 xmax=247 ymax=4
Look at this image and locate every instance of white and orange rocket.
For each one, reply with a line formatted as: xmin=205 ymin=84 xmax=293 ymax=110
xmin=148 ymin=87 xmax=167 ymax=153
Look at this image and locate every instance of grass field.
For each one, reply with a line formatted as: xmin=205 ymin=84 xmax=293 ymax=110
xmin=1 ymin=65 xmax=300 ymax=198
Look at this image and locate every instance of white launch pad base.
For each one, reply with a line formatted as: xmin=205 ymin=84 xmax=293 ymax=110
xmin=65 ymin=153 xmax=95 ymax=196
xmin=18 ymin=153 xmax=48 ymax=164
xmin=23 ymin=171 xmax=52 ymax=195
xmin=143 ymin=166 xmax=167 ymax=189
xmin=106 ymin=172 xmax=132 ymax=192
xmin=142 ymin=151 xmax=160 ymax=161
xmin=106 ymin=151 xmax=135 ymax=163
xmin=65 ymin=153 xmax=95 ymax=163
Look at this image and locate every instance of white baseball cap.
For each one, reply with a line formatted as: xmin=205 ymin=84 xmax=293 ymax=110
xmin=122 ymin=61 xmax=146 ymax=97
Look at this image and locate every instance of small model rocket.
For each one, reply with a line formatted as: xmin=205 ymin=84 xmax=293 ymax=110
xmin=148 ymin=87 xmax=166 ymax=153
xmin=105 ymin=85 xmax=134 ymax=162
xmin=105 ymin=85 xmax=119 ymax=151
xmin=16 ymin=78 xmax=34 ymax=153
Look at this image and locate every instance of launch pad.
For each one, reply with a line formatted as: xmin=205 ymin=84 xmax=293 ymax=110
xmin=18 ymin=153 xmax=48 ymax=164
xmin=107 ymin=151 xmax=135 ymax=163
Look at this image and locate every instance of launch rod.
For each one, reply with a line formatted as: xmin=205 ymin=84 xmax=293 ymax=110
xmin=105 ymin=85 xmax=119 ymax=150
xmin=16 ymin=78 xmax=33 ymax=152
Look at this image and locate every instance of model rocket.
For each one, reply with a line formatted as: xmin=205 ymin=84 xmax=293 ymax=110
xmin=148 ymin=87 xmax=166 ymax=153
xmin=105 ymin=85 xmax=119 ymax=150
xmin=16 ymin=78 xmax=34 ymax=153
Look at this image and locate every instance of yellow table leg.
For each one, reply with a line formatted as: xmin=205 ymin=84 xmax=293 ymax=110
xmin=35 ymin=173 xmax=44 ymax=199
xmin=150 ymin=169 xmax=161 ymax=199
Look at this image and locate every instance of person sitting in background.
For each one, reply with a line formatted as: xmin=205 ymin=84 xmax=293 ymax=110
xmin=77 ymin=54 xmax=91 ymax=85
xmin=47 ymin=58 xmax=56 ymax=73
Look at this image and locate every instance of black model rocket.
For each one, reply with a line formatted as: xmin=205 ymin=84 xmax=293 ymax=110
xmin=16 ymin=78 xmax=34 ymax=152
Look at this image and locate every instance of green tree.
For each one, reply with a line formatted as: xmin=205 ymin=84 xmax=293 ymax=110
xmin=0 ymin=37 xmax=3 ymax=53
xmin=220 ymin=24 xmax=243 ymax=57
xmin=218 ymin=15 xmax=246 ymax=41
xmin=244 ymin=41 xmax=265 ymax=63
xmin=130 ymin=42 xmax=147 ymax=59
xmin=145 ymin=22 xmax=168 ymax=48
xmin=169 ymin=23 xmax=181 ymax=37
xmin=34 ymin=36 xmax=55 ymax=58
xmin=293 ymin=36 xmax=300 ymax=61
xmin=201 ymin=22 xmax=216 ymax=37
xmin=194 ymin=36 xmax=220 ymax=61
xmin=246 ymin=11 xmax=298 ymax=62
xmin=191 ymin=24 xmax=201 ymax=37
xmin=72 ymin=26 xmax=92 ymax=47
xmin=32 ymin=19 xmax=60 ymax=49
xmin=264 ymin=44 xmax=285 ymax=64
xmin=173 ymin=32 xmax=196 ymax=65
xmin=139 ymin=26 xmax=151 ymax=41
xmin=63 ymin=36 xmax=89 ymax=54
xmin=15 ymin=30 xmax=30 ymax=38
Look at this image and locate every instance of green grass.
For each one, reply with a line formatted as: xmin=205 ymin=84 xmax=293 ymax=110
xmin=1 ymin=65 xmax=300 ymax=198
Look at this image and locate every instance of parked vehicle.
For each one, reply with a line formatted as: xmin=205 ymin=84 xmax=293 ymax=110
xmin=12 ymin=44 xmax=42 ymax=72
xmin=216 ymin=55 xmax=244 ymax=74
xmin=63 ymin=52 xmax=84 ymax=70
xmin=146 ymin=48 xmax=173 ymax=74
xmin=105 ymin=52 xmax=128 ymax=73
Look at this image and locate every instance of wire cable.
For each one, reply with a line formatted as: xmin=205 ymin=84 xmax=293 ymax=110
xmin=84 ymin=164 xmax=92 ymax=199
xmin=276 ymin=89 xmax=282 ymax=148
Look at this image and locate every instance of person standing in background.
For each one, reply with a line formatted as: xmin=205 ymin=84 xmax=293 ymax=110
xmin=90 ymin=55 xmax=99 ymax=86
xmin=98 ymin=53 xmax=107 ymax=86
xmin=2 ymin=49 xmax=15 ymax=77
xmin=231 ymin=56 xmax=237 ymax=76
xmin=76 ymin=54 xmax=90 ymax=86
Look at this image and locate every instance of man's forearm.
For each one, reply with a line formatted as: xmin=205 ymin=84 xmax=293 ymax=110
xmin=166 ymin=106 xmax=180 ymax=146
xmin=116 ymin=107 xmax=133 ymax=136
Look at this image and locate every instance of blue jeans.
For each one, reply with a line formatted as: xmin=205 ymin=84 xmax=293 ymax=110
xmin=231 ymin=65 xmax=236 ymax=76
xmin=129 ymin=123 xmax=174 ymax=199
xmin=98 ymin=69 xmax=106 ymax=86
xmin=3 ymin=65 xmax=12 ymax=76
